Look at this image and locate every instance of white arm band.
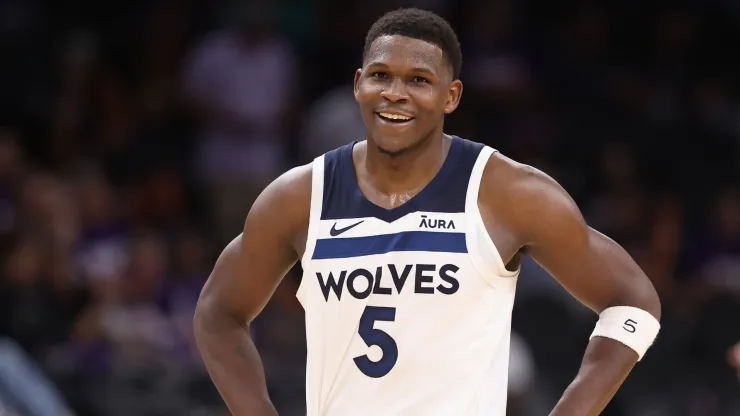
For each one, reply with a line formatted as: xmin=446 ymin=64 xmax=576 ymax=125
xmin=589 ymin=306 xmax=660 ymax=361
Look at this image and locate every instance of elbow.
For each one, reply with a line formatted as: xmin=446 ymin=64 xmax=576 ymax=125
xmin=193 ymin=295 xmax=211 ymax=342
xmin=192 ymin=289 xmax=248 ymax=344
xmin=639 ymin=286 xmax=662 ymax=322
xmin=193 ymin=289 xmax=224 ymax=342
xmin=616 ymin=276 xmax=662 ymax=322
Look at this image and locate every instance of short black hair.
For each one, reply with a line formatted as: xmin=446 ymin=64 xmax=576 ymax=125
xmin=363 ymin=8 xmax=462 ymax=80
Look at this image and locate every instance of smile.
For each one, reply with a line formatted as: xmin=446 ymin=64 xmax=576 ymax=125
xmin=375 ymin=112 xmax=415 ymax=124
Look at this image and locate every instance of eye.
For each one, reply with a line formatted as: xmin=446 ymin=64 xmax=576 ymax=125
xmin=370 ymin=71 xmax=388 ymax=79
xmin=412 ymin=76 xmax=430 ymax=83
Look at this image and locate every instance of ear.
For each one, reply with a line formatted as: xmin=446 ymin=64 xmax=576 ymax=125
xmin=444 ymin=79 xmax=463 ymax=114
xmin=353 ymin=69 xmax=362 ymax=101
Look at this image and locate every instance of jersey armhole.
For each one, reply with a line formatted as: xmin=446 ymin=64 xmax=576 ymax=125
xmin=465 ymin=147 xmax=520 ymax=287
xmin=297 ymin=155 xmax=325 ymax=299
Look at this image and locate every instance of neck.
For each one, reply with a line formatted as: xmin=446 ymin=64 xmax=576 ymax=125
xmin=362 ymin=133 xmax=451 ymax=195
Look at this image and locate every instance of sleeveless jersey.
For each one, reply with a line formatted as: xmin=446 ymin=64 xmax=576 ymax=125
xmin=297 ymin=136 xmax=520 ymax=416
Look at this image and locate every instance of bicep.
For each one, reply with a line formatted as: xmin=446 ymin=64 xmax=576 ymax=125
xmin=198 ymin=174 xmax=307 ymax=325
xmin=517 ymin=175 xmax=653 ymax=314
xmin=527 ymin=224 xmax=645 ymax=313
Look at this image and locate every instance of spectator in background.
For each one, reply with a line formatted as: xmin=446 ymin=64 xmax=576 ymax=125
xmin=48 ymin=31 xmax=99 ymax=170
xmin=181 ymin=0 xmax=298 ymax=244
xmin=0 ymin=235 xmax=53 ymax=358
xmin=16 ymin=171 xmax=78 ymax=249
xmin=632 ymin=193 xmax=684 ymax=304
xmin=682 ymin=186 xmax=740 ymax=307
xmin=697 ymin=187 xmax=740 ymax=295
xmin=300 ymin=84 xmax=365 ymax=161
xmin=0 ymin=337 xmax=72 ymax=416
xmin=0 ymin=130 xmax=24 ymax=238
xmin=98 ymin=231 xmax=177 ymax=369
xmin=72 ymin=169 xmax=129 ymax=292
xmin=160 ymin=227 xmax=211 ymax=363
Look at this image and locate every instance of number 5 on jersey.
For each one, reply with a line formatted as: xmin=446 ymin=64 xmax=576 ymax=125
xmin=353 ymin=306 xmax=398 ymax=378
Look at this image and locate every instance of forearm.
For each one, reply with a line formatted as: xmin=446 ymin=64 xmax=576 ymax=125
xmin=550 ymin=337 xmax=636 ymax=415
xmin=552 ymin=289 xmax=661 ymax=415
xmin=194 ymin=305 xmax=277 ymax=416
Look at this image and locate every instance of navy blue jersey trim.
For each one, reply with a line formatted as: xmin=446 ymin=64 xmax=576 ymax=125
xmin=312 ymin=231 xmax=467 ymax=259
xmin=320 ymin=136 xmax=485 ymax=222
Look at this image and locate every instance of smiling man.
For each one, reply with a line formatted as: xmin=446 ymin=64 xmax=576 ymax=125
xmin=193 ymin=8 xmax=662 ymax=416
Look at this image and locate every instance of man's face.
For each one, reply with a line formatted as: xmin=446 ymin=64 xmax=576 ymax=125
xmin=354 ymin=35 xmax=462 ymax=156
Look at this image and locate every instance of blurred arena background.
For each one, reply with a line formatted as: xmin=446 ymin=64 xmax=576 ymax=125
xmin=1 ymin=0 xmax=739 ymax=415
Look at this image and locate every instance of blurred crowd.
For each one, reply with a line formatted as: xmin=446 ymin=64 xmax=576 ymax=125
xmin=1 ymin=0 xmax=739 ymax=415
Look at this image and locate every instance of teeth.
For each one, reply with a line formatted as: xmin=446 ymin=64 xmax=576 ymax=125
xmin=379 ymin=112 xmax=411 ymax=121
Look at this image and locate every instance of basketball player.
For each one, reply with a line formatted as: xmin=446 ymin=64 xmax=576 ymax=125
xmin=194 ymin=8 xmax=661 ymax=416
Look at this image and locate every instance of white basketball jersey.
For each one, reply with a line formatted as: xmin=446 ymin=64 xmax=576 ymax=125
xmin=297 ymin=136 xmax=520 ymax=416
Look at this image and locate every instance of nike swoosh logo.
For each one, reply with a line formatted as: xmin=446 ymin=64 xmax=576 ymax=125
xmin=330 ymin=220 xmax=364 ymax=236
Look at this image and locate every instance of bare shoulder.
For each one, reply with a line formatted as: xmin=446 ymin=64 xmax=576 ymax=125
xmin=479 ymin=152 xmax=586 ymax=246
xmin=246 ymin=162 xmax=313 ymax=253
xmin=481 ymin=152 xmax=577 ymax=207
xmin=198 ymin=163 xmax=314 ymax=324
xmin=258 ymin=163 xmax=313 ymax=207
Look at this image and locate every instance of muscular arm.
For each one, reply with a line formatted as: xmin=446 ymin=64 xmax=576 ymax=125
xmin=482 ymin=156 xmax=661 ymax=416
xmin=193 ymin=165 xmax=311 ymax=415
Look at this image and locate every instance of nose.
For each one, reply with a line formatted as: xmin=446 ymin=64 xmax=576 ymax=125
xmin=380 ymin=78 xmax=409 ymax=103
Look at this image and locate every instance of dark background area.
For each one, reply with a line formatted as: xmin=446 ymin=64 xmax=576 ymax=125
xmin=1 ymin=0 xmax=739 ymax=415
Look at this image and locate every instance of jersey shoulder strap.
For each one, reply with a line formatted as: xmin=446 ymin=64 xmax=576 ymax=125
xmin=464 ymin=145 xmax=520 ymax=283
xmin=301 ymin=152 xmax=327 ymax=268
